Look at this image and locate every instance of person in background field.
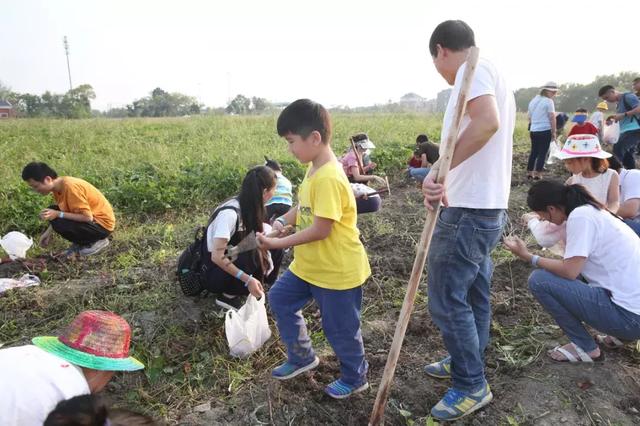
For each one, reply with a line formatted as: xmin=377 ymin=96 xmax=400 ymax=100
xmin=45 ymin=395 xmax=155 ymax=426
xmin=633 ymin=77 xmax=640 ymax=98
xmin=408 ymin=134 xmax=440 ymax=183
xmin=599 ymin=85 xmax=640 ymax=169
xmin=264 ymin=157 xmax=293 ymax=222
xmin=421 ymin=20 xmax=515 ymax=421
xmin=340 ymin=134 xmax=386 ymax=187
xmin=527 ymin=82 xmax=558 ymax=180
xmin=556 ymin=112 xmax=570 ymax=137
xmin=351 ymin=133 xmax=377 ymax=174
xmin=0 ymin=310 xmax=144 ymax=426
xmin=557 ymin=134 xmax=620 ymax=212
xmin=608 ymin=155 xmax=640 ymax=236
xmin=21 ymin=162 xmax=115 ymax=257
xmin=589 ymin=102 xmax=608 ymax=136
xmin=200 ymin=166 xmax=283 ymax=311
xmin=258 ymin=99 xmax=371 ymax=399
xmin=504 ymin=181 xmax=640 ymax=361
xmin=568 ymin=109 xmax=599 ymax=137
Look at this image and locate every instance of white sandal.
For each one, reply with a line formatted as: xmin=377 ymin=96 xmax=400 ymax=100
xmin=595 ymin=335 xmax=624 ymax=349
xmin=549 ymin=342 xmax=604 ymax=363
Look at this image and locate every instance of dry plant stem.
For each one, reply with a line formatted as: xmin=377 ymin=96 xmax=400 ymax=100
xmin=369 ymin=46 xmax=480 ymax=426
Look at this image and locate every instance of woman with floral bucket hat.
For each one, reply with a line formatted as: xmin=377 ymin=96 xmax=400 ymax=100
xmin=0 ymin=310 xmax=144 ymax=425
xmin=555 ymin=134 xmax=620 ymax=212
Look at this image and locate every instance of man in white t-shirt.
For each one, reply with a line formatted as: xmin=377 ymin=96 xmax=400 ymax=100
xmin=0 ymin=310 xmax=144 ymax=425
xmin=421 ymin=20 xmax=515 ymax=422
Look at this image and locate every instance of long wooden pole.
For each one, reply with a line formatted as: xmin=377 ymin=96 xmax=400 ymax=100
xmin=368 ymin=47 xmax=480 ymax=426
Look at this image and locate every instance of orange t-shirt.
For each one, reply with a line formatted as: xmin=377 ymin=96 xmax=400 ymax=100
xmin=53 ymin=177 xmax=115 ymax=231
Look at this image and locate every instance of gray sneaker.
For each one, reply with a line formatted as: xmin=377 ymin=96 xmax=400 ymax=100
xmin=78 ymin=238 xmax=110 ymax=256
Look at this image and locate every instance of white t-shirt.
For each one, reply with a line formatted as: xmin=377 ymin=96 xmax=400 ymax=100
xmin=528 ymin=95 xmax=555 ymax=132
xmin=441 ymin=57 xmax=516 ymax=209
xmin=206 ymin=199 xmax=241 ymax=252
xmin=564 ymin=205 xmax=640 ymax=315
xmin=567 ymin=169 xmax=617 ymax=206
xmin=589 ymin=111 xmax=604 ymax=130
xmin=0 ymin=345 xmax=90 ymax=425
xmin=620 ymin=169 xmax=640 ymax=220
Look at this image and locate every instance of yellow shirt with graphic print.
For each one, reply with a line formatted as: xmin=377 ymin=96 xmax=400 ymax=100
xmin=289 ymin=161 xmax=371 ymax=290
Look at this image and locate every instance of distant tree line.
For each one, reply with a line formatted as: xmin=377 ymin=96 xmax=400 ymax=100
xmin=0 ymin=82 xmax=96 ymax=119
xmin=514 ymin=72 xmax=638 ymax=113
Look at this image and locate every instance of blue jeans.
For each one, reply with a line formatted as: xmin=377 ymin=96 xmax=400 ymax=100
xmin=624 ymin=218 xmax=640 ymax=237
xmin=614 ymin=129 xmax=640 ymax=169
xmin=427 ymin=207 xmax=507 ymax=393
xmin=268 ymin=270 xmax=368 ymax=387
xmin=408 ymin=167 xmax=430 ymax=183
xmin=529 ymin=269 xmax=640 ymax=352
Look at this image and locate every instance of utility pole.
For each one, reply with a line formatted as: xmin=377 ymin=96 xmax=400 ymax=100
xmin=63 ymin=36 xmax=73 ymax=91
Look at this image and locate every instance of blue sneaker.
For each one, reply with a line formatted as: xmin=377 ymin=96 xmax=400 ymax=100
xmin=271 ymin=356 xmax=319 ymax=380
xmin=324 ymin=379 xmax=369 ymax=399
xmin=424 ymin=355 xmax=451 ymax=379
xmin=431 ymin=384 xmax=493 ymax=421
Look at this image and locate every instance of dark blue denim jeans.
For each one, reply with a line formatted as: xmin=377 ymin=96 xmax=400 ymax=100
xmin=268 ymin=269 xmax=368 ymax=387
xmin=427 ymin=207 xmax=507 ymax=392
xmin=528 ymin=269 xmax=640 ymax=352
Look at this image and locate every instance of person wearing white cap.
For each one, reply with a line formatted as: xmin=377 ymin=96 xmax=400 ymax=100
xmin=526 ymin=82 xmax=559 ymax=180
xmin=340 ymin=133 xmax=386 ymax=187
xmin=554 ymin=134 xmax=620 ymax=212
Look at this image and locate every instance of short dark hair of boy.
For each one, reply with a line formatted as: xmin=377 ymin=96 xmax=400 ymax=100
xmin=598 ymin=85 xmax=615 ymax=97
xmin=633 ymin=77 xmax=640 ymax=84
xmin=416 ymin=134 xmax=429 ymax=144
xmin=22 ymin=162 xmax=58 ymax=182
xmin=277 ymin=99 xmax=332 ymax=143
xmin=429 ymin=20 xmax=475 ymax=58
xmin=264 ymin=156 xmax=282 ymax=171
xmin=575 ymin=108 xmax=588 ymax=113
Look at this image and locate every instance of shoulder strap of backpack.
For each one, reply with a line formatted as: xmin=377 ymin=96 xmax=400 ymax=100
xmin=621 ymin=92 xmax=640 ymax=123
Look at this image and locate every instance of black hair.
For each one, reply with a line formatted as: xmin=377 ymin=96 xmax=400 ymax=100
xmin=428 ymin=20 xmax=475 ymax=57
xmin=44 ymin=395 xmax=155 ymax=426
xmin=575 ymin=108 xmax=587 ymax=113
xmin=264 ymin=156 xmax=282 ymax=171
xmin=276 ymin=99 xmax=332 ymax=144
xmin=608 ymin=155 xmax=623 ymax=171
xmin=527 ymin=180 xmax=604 ymax=216
xmin=598 ymin=85 xmax=615 ymax=97
xmin=238 ymin=165 xmax=276 ymax=235
xmin=416 ymin=134 xmax=429 ymax=144
xmin=22 ymin=162 xmax=58 ymax=182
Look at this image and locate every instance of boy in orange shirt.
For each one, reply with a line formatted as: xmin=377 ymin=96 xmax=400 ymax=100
xmin=22 ymin=162 xmax=115 ymax=256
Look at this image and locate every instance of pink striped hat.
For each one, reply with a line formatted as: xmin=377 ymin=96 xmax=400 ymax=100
xmin=553 ymin=134 xmax=612 ymax=160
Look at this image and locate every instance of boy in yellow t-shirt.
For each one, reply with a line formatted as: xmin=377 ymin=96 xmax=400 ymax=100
xmin=22 ymin=162 xmax=115 ymax=256
xmin=257 ymin=99 xmax=371 ymax=399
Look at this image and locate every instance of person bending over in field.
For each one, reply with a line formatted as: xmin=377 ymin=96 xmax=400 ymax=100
xmin=0 ymin=310 xmax=144 ymax=425
xmin=258 ymin=99 xmax=371 ymax=399
xmin=504 ymin=180 xmax=640 ymax=361
xmin=407 ymin=133 xmax=440 ymax=183
xmin=264 ymin=157 xmax=293 ymax=222
xmin=201 ymin=165 xmax=284 ymax=311
xmin=22 ymin=162 xmax=115 ymax=257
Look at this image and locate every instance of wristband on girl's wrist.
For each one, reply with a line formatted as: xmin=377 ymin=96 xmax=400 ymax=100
xmin=59 ymin=211 xmax=64 ymax=219
xmin=235 ymin=270 xmax=244 ymax=280
xmin=243 ymin=274 xmax=253 ymax=288
xmin=531 ymin=255 xmax=540 ymax=267
xmin=276 ymin=217 xmax=287 ymax=226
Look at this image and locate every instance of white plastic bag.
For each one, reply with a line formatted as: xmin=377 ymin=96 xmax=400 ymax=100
xmin=546 ymin=140 xmax=561 ymax=164
xmin=527 ymin=217 xmax=566 ymax=256
xmin=0 ymin=232 xmax=33 ymax=260
xmin=603 ymin=122 xmax=620 ymax=145
xmin=225 ymin=295 xmax=271 ymax=358
xmin=0 ymin=274 xmax=41 ymax=294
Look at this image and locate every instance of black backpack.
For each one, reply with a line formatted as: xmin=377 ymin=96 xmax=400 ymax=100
xmin=177 ymin=204 xmax=240 ymax=296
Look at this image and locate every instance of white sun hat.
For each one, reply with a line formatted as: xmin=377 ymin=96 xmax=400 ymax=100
xmin=553 ymin=134 xmax=612 ymax=160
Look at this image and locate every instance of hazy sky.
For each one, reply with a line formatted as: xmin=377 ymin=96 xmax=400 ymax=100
xmin=1 ymin=0 xmax=637 ymax=110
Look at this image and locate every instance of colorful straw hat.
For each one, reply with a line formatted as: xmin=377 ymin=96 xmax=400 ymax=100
xmin=553 ymin=134 xmax=612 ymax=160
xmin=32 ymin=310 xmax=144 ymax=371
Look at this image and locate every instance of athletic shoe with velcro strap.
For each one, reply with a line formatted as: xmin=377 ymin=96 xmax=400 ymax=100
xmin=424 ymin=355 xmax=451 ymax=379
xmin=431 ymin=383 xmax=493 ymax=421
